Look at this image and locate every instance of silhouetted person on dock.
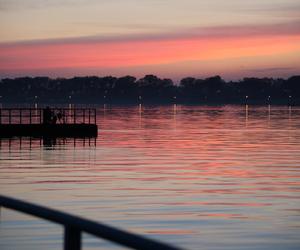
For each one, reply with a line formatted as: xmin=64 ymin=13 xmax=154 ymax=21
xmin=57 ymin=110 xmax=63 ymax=123
xmin=43 ymin=106 xmax=52 ymax=124
xmin=52 ymin=114 xmax=57 ymax=124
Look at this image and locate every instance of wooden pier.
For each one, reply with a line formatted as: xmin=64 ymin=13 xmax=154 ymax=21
xmin=0 ymin=108 xmax=98 ymax=137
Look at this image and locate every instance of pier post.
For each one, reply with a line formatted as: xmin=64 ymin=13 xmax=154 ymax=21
xmin=19 ymin=109 xmax=22 ymax=124
xmin=9 ymin=109 xmax=11 ymax=124
xmin=29 ymin=109 xmax=32 ymax=124
xmin=64 ymin=226 xmax=81 ymax=250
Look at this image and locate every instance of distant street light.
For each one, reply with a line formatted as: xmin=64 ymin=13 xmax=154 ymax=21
xmin=289 ymin=95 xmax=292 ymax=106
xmin=34 ymin=96 xmax=38 ymax=108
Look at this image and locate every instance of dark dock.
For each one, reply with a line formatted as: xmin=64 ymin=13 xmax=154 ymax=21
xmin=0 ymin=108 xmax=98 ymax=137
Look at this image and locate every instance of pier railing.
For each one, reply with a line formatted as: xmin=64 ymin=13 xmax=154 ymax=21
xmin=0 ymin=195 xmax=183 ymax=250
xmin=0 ymin=108 xmax=97 ymax=125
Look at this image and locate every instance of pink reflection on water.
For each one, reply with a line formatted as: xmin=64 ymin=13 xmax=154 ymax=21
xmin=1 ymin=105 xmax=300 ymax=250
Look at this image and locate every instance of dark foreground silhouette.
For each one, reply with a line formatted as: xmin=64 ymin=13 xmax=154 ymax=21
xmin=0 ymin=75 xmax=299 ymax=105
xmin=0 ymin=108 xmax=98 ymax=138
xmin=0 ymin=195 xmax=182 ymax=250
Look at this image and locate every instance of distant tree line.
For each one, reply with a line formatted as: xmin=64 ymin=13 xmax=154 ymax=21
xmin=0 ymin=75 xmax=299 ymax=105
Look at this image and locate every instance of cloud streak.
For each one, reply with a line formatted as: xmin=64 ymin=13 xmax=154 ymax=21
xmin=0 ymin=0 xmax=98 ymax=10
xmin=1 ymin=20 xmax=300 ymax=47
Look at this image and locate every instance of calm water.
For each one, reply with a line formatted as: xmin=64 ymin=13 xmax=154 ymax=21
xmin=1 ymin=105 xmax=300 ymax=250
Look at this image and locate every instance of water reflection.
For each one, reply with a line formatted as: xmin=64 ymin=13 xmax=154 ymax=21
xmin=1 ymin=105 xmax=300 ymax=250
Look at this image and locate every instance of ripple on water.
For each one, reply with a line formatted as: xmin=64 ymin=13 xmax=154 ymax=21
xmin=1 ymin=105 xmax=300 ymax=250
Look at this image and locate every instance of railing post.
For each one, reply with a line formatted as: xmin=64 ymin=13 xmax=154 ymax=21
xmin=73 ymin=109 xmax=76 ymax=124
xmin=39 ymin=109 xmax=42 ymax=124
xmin=29 ymin=109 xmax=32 ymax=124
xmin=19 ymin=109 xmax=22 ymax=124
xmin=64 ymin=226 xmax=81 ymax=250
xmin=94 ymin=109 xmax=96 ymax=124
xmin=88 ymin=109 xmax=91 ymax=124
xmin=0 ymin=108 xmax=2 ymax=124
xmin=9 ymin=109 xmax=11 ymax=124
xmin=83 ymin=109 xmax=85 ymax=124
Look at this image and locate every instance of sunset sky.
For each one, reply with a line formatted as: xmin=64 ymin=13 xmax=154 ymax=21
xmin=0 ymin=0 xmax=300 ymax=80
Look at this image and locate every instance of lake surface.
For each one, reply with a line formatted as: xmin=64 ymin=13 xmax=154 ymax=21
xmin=1 ymin=105 xmax=300 ymax=250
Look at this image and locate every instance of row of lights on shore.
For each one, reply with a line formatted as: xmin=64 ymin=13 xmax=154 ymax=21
xmin=31 ymin=95 xmax=293 ymax=100
xmin=245 ymin=95 xmax=292 ymax=101
xmin=245 ymin=95 xmax=292 ymax=99
xmin=31 ymin=95 xmax=177 ymax=100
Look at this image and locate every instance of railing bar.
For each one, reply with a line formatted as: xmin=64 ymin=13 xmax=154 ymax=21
xmin=0 ymin=108 xmax=98 ymax=125
xmin=0 ymin=195 xmax=183 ymax=250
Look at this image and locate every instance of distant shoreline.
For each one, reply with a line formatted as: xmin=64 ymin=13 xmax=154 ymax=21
xmin=1 ymin=101 xmax=299 ymax=106
xmin=1 ymin=75 xmax=299 ymax=105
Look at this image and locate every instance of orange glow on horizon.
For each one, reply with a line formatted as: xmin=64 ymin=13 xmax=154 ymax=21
xmin=1 ymin=34 xmax=300 ymax=77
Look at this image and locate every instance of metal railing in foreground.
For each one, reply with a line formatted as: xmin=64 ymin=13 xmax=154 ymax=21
xmin=0 ymin=108 xmax=97 ymax=125
xmin=0 ymin=195 xmax=184 ymax=250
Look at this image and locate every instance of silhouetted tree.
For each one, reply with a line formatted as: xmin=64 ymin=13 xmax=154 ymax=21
xmin=0 ymin=74 xmax=299 ymax=104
